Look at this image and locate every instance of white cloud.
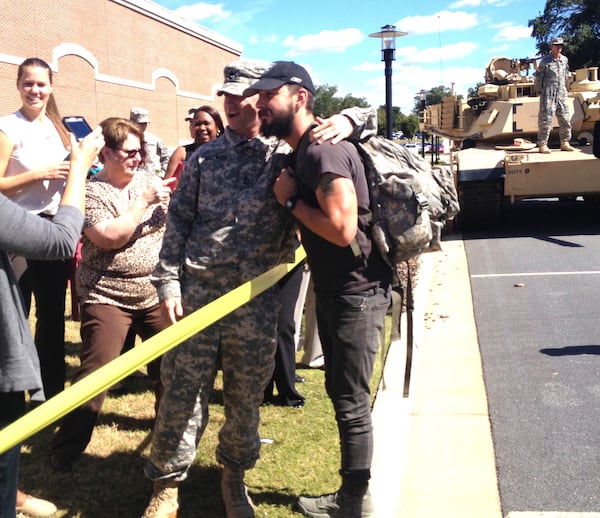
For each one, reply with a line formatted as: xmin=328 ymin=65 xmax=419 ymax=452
xmin=486 ymin=0 xmax=516 ymax=6
xmin=352 ymin=61 xmax=383 ymax=72
xmin=173 ymin=2 xmax=230 ymax=21
xmin=248 ymin=34 xmax=278 ymax=45
xmin=449 ymin=0 xmax=481 ymax=7
xmin=402 ymin=42 xmax=479 ymax=65
xmin=395 ymin=10 xmax=479 ymax=36
xmin=493 ymin=24 xmax=532 ymax=41
xmin=283 ymin=28 xmax=364 ymax=57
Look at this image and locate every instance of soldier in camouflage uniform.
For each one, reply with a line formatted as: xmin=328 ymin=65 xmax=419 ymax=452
xmin=535 ymin=37 xmax=574 ymax=154
xmin=141 ymin=59 xmax=377 ymax=518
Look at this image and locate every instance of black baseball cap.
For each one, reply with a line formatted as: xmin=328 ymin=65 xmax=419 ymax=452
xmin=243 ymin=61 xmax=316 ymax=97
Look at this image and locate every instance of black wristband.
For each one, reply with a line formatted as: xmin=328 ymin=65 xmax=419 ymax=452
xmin=284 ymin=194 xmax=301 ymax=212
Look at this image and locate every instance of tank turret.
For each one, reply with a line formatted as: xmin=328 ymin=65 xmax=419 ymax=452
xmin=420 ymin=57 xmax=600 ymax=229
xmin=421 ymin=57 xmax=600 ymax=147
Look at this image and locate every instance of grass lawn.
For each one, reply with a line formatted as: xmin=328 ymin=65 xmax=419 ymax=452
xmin=18 ymin=288 xmax=395 ymax=517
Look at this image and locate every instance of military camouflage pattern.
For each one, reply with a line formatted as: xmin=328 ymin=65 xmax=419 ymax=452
xmin=145 ymin=106 xmax=378 ymax=482
xmin=217 ymin=59 xmax=271 ymax=97
xmin=148 ymin=282 xmax=278 ymax=476
xmin=145 ymin=127 xmax=297 ymax=479
xmin=535 ymin=53 xmax=572 ymax=146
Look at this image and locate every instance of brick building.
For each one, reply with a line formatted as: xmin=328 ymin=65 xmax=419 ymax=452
xmin=0 ymin=0 xmax=242 ymax=148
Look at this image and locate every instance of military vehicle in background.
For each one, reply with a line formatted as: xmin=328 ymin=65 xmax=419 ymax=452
xmin=420 ymin=56 xmax=600 ymax=228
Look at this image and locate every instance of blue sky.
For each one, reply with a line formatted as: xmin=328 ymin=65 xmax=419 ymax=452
xmin=154 ymin=0 xmax=547 ymax=114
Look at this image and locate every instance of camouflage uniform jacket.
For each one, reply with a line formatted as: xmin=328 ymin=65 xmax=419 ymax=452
xmin=535 ymin=53 xmax=570 ymax=97
xmin=141 ymin=131 xmax=170 ymax=177
xmin=152 ymin=127 xmax=296 ymax=301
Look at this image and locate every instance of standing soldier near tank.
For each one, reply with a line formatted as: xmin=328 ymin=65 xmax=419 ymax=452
xmin=535 ymin=37 xmax=574 ymax=154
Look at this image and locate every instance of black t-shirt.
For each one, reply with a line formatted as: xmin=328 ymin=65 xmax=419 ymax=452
xmin=294 ymin=137 xmax=391 ymax=296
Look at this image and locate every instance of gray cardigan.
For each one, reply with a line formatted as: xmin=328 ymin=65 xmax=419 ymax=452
xmin=0 ymin=195 xmax=83 ymax=394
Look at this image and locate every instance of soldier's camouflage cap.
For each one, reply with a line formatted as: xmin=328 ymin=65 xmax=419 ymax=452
xmin=217 ymin=59 xmax=271 ymax=96
xmin=551 ymin=37 xmax=564 ymax=46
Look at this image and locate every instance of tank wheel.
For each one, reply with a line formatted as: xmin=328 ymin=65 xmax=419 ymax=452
xmin=583 ymin=195 xmax=600 ymax=205
xmin=593 ymin=121 xmax=600 ymax=159
xmin=457 ymin=180 xmax=502 ymax=230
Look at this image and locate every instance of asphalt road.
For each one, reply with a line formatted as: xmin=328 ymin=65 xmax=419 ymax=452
xmin=463 ymin=198 xmax=600 ymax=514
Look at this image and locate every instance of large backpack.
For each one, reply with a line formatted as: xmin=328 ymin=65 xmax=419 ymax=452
xmin=354 ymin=136 xmax=460 ymax=278
xmin=296 ymin=134 xmax=459 ymax=278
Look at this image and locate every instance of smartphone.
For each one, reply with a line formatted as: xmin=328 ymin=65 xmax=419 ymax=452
xmin=62 ymin=116 xmax=93 ymax=141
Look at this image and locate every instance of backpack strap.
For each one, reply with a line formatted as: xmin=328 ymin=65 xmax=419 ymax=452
xmin=402 ymin=260 xmax=415 ymax=397
xmin=293 ymin=123 xmax=318 ymax=185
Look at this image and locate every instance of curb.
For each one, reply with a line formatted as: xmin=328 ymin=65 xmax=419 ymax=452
xmin=371 ymin=238 xmax=502 ymax=518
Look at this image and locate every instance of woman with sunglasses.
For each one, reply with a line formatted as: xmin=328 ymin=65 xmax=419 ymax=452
xmin=164 ymin=105 xmax=224 ymax=181
xmin=49 ymin=117 xmax=175 ymax=473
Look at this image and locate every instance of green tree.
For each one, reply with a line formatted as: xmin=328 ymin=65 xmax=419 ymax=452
xmin=529 ymin=0 xmax=600 ymax=68
xmin=313 ymin=84 xmax=370 ymax=119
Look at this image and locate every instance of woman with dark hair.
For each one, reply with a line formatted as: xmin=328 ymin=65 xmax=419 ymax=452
xmin=0 ymin=57 xmax=74 ymax=405
xmin=164 ymin=105 xmax=224 ymax=180
xmin=49 ymin=117 xmax=175 ymax=473
xmin=0 ymin=129 xmax=104 ymax=518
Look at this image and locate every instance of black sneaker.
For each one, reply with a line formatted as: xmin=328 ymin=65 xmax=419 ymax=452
xmin=297 ymin=492 xmax=338 ymax=517
xmin=296 ymin=490 xmax=373 ymax=518
xmin=48 ymin=453 xmax=73 ymax=473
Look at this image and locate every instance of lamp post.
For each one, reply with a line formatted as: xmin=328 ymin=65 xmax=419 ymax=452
xmin=417 ymin=89 xmax=428 ymax=158
xmin=369 ymin=24 xmax=407 ymax=140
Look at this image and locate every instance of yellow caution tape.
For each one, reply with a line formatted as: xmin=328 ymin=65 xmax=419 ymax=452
xmin=0 ymin=247 xmax=306 ymax=455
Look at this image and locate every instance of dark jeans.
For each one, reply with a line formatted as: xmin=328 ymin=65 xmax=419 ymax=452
xmin=19 ymin=258 xmax=68 ymax=400
xmin=316 ymin=285 xmax=390 ymax=485
xmin=264 ymin=261 xmax=305 ymax=405
xmin=0 ymin=392 xmax=26 ymax=518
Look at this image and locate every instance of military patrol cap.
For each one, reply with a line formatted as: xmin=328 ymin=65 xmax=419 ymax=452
xmin=551 ymin=37 xmax=564 ymax=46
xmin=130 ymin=107 xmax=150 ymax=123
xmin=243 ymin=61 xmax=316 ymax=97
xmin=217 ymin=59 xmax=271 ymax=96
xmin=185 ymin=106 xmax=200 ymax=121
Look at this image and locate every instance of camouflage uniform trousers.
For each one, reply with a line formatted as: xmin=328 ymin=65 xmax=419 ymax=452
xmin=145 ymin=275 xmax=279 ymax=482
xmin=537 ymin=87 xmax=571 ymax=146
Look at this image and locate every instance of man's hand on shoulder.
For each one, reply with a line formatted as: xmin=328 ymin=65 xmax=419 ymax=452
xmin=310 ymin=115 xmax=353 ymax=145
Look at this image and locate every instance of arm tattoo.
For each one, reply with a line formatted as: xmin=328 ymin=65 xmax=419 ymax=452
xmin=317 ymin=173 xmax=338 ymax=197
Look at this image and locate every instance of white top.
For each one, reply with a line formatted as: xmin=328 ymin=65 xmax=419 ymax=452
xmin=0 ymin=110 xmax=68 ymax=215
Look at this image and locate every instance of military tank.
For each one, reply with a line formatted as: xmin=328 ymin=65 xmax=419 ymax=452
xmin=420 ymin=56 xmax=600 ymax=228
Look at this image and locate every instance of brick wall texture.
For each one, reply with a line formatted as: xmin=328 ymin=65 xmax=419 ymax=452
xmin=0 ymin=0 xmax=242 ymax=147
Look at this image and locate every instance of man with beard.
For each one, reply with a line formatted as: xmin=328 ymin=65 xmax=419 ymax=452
xmin=245 ymin=61 xmax=392 ymax=518
xmin=142 ymin=59 xmax=378 ymax=518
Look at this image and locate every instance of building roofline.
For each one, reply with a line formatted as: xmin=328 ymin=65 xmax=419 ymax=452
xmin=112 ymin=0 xmax=243 ymax=56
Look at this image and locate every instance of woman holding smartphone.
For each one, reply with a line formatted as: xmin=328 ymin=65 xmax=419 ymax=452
xmin=0 ymin=129 xmax=104 ymax=518
xmin=0 ymin=57 xmax=73 ymax=405
xmin=49 ymin=118 xmax=174 ymax=473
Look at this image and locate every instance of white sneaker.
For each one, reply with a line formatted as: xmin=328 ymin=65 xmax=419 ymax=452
xmin=16 ymin=494 xmax=57 ymax=517
xmin=308 ymin=355 xmax=325 ymax=369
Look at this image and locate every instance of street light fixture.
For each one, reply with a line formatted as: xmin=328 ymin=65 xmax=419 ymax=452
xmin=369 ymin=24 xmax=408 ymax=139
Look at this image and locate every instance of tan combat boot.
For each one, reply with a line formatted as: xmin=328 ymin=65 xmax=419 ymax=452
xmin=561 ymin=141 xmax=574 ymax=151
xmin=142 ymin=480 xmax=179 ymax=518
xmin=221 ymin=465 xmax=255 ymax=518
xmin=538 ymin=144 xmax=551 ymax=154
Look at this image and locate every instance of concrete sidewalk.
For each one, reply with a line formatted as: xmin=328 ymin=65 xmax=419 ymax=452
xmin=370 ymin=237 xmax=502 ymax=518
